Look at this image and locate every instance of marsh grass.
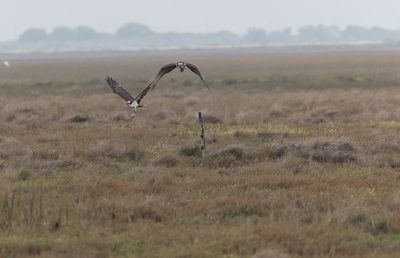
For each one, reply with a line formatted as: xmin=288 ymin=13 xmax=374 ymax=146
xmin=1 ymin=51 xmax=400 ymax=257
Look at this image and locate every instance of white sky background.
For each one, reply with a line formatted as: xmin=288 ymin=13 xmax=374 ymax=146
xmin=2 ymin=0 xmax=400 ymax=41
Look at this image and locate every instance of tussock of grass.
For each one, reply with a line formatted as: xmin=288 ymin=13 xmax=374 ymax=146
xmin=184 ymin=98 xmax=198 ymax=106
xmin=305 ymin=108 xmax=339 ymax=124
xmin=202 ymin=114 xmax=223 ymax=124
xmin=208 ymin=145 xmax=254 ymax=168
xmin=268 ymin=139 xmax=357 ymax=164
xmin=152 ymin=155 xmax=179 ymax=168
xmin=310 ymin=141 xmax=356 ymax=163
xmin=180 ymin=145 xmax=202 ymax=158
xmin=253 ymin=249 xmax=290 ymax=258
xmin=87 ymin=141 xmax=145 ymax=162
xmin=16 ymin=171 xmax=31 ymax=181
xmin=129 ymin=203 xmax=163 ymax=222
xmin=68 ymin=115 xmax=90 ymax=123
xmin=111 ymin=113 xmax=131 ymax=122
xmin=153 ymin=111 xmax=168 ymax=120
xmin=269 ymin=143 xmax=306 ymax=160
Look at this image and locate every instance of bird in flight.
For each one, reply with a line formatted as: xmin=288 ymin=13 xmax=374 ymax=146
xmin=150 ymin=62 xmax=209 ymax=90
xmin=106 ymin=75 xmax=151 ymax=119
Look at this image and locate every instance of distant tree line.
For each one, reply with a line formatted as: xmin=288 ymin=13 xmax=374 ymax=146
xmin=14 ymin=22 xmax=400 ymax=49
xmin=244 ymin=25 xmax=400 ymax=43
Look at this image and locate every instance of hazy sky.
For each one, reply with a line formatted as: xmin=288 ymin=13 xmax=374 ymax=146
xmin=2 ymin=0 xmax=400 ymax=41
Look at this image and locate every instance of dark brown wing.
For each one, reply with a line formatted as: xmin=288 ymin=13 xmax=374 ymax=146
xmin=150 ymin=63 xmax=177 ymax=90
xmin=185 ymin=63 xmax=209 ymax=89
xmin=135 ymin=83 xmax=152 ymax=104
xmin=106 ymin=75 xmax=134 ymax=102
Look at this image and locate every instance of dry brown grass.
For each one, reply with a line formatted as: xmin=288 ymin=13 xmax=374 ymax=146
xmin=1 ymin=50 xmax=400 ymax=257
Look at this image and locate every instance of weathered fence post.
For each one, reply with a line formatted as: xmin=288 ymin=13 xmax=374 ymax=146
xmin=198 ymin=112 xmax=206 ymax=163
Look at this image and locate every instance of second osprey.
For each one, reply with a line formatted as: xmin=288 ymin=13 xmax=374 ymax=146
xmin=150 ymin=62 xmax=209 ymax=90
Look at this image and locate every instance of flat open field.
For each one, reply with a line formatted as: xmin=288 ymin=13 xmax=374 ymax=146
xmin=2 ymin=50 xmax=400 ymax=257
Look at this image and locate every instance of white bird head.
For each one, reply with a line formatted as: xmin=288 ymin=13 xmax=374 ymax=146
xmin=3 ymin=61 xmax=10 ymax=67
xmin=177 ymin=62 xmax=185 ymax=72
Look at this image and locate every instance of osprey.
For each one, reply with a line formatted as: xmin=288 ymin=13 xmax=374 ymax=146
xmin=150 ymin=62 xmax=209 ymax=90
xmin=106 ymin=76 xmax=151 ymax=119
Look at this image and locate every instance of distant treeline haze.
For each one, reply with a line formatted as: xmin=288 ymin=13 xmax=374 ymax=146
xmin=2 ymin=22 xmax=400 ymax=51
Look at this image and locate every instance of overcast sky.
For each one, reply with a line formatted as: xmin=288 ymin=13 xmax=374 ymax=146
xmin=2 ymin=0 xmax=400 ymax=41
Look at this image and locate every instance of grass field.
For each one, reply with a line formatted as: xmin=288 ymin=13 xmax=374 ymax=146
xmin=2 ymin=50 xmax=400 ymax=257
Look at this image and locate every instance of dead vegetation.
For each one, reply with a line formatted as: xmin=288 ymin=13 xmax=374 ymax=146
xmin=68 ymin=114 xmax=90 ymax=123
xmin=1 ymin=51 xmax=400 ymax=257
xmin=152 ymin=155 xmax=179 ymax=168
xmin=268 ymin=139 xmax=357 ymax=164
xmin=208 ymin=145 xmax=254 ymax=168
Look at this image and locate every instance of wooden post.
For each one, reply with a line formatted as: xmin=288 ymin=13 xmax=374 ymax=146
xmin=198 ymin=112 xmax=206 ymax=162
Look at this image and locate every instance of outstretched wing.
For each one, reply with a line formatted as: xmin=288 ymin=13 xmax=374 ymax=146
xmin=150 ymin=63 xmax=177 ymax=90
xmin=185 ymin=63 xmax=209 ymax=89
xmin=135 ymin=83 xmax=152 ymax=104
xmin=106 ymin=75 xmax=134 ymax=102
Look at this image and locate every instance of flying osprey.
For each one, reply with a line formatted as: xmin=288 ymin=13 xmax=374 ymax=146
xmin=106 ymin=75 xmax=151 ymax=119
xmin=150 ymin=62 xmax=209 ymax=90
